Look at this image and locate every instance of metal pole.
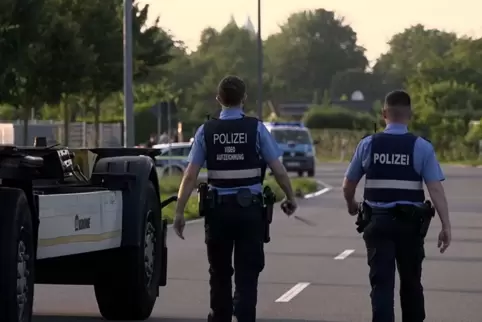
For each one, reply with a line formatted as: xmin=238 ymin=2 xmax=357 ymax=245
xmin=167 ymin=101 xmax=172 ymax=176
xmin=123 ymin=0 xmax=135 ymax=147
xmin=156 ymin=103 xmax=161 ymax=142
xmin=256 ymin=0 xmax=263 ymax=120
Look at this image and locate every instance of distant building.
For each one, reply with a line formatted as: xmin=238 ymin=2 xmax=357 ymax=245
xmin=225 ymin=14 xmax=257 ymax=36
xmin=242 ymin=16 xmax=256 ymax=36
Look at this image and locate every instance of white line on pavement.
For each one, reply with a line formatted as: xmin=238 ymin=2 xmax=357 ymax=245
xmin=275 ymin=282 xmax=311 ymax=303
xmin=334 ymin=249 xmax=355 ymax=260
xmin=303 ymin=180 xmax=333 ymax=199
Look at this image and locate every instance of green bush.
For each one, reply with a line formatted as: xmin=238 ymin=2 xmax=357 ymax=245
xmin=303 ymin=105 xmax=374 ymax=130
xmin=161 ymin=195 xmax=198 ymax=223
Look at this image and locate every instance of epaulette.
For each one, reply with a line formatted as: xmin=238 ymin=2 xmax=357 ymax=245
xmin=420 ymin=136 xmax=431 ymax=143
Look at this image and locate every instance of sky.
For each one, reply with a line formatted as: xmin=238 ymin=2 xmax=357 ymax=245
xmin=142 ymin=0 xmax=482 ymax=64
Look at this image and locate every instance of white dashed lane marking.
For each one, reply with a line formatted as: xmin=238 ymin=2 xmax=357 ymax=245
xmin=334 ymin=249 xmax=355 ymax=260
xmin=275 ymin=282 xmax=311 ymax=303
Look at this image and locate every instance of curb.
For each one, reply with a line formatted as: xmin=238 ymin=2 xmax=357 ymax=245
xmin=168 ymin=179 xmax=333 ymax=227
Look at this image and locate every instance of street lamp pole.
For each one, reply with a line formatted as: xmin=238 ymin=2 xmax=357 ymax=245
xmin=123 ymin=0 xmax=135 ymax=147
xmin=256 ymin=0 xmax=263 ymax=120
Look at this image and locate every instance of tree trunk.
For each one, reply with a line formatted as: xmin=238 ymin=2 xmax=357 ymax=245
xmin=94 ymin=99 xmax=100 ymax=147
xmin=22 ymin=106 xmax=29 ymax=146
xmin=62 ymin=100 xmax=70 ymax=146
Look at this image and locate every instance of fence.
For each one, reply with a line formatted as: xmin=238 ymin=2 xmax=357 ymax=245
xmin=0 ymin=120 xmax=123 ymax=147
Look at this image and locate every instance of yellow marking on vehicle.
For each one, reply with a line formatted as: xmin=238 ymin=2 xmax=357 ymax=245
xmin=38 ymin=230 xmax=121 ymax=247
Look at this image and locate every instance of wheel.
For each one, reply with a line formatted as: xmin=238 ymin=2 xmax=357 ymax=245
xmin=297 ymin=171 xmax=304 ymax=177
xmin=0 ymin=188 xmax=35 ymax=322
xmin=94 ymin=182 xmax=162 ymax=320
xmin=307 ymin=169 xmax=315 ymax=177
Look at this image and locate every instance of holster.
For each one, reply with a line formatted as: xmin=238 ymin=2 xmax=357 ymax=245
xmin=197 ymin=182 xmax=211 ymax=217
xmin=417 ymin=201 xmax=436 ymax=237
xmin=262 ymin=186 xmax=276 ymax=243
xmin=355 ymin=202 xmax=371 ymax=233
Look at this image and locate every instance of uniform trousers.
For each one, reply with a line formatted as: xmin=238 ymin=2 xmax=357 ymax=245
xmin=363 ymin=212 xmax=426 ymax=322
xmin=205 ymin=201 xmax=265 ymax=322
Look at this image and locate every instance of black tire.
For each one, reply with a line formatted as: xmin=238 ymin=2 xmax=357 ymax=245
xmin=307 ymin=169 xmax=315 ymax=177
xmin=94 ymin=182 xmax=162 ymax=320
xmin=0 ymin=188 xmax=35 ymax=322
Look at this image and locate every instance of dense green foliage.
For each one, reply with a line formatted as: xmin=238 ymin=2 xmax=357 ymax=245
xmin=1 ymin=6 xmax=482 ymax=160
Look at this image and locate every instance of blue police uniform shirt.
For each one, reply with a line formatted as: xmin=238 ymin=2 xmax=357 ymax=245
xmin=187 ymin=107 xmax=282 ymax=195
xmin=345 ymin=123 xmax=445 ymax=208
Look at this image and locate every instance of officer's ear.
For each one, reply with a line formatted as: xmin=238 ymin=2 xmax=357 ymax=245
xmin=381 ymin=106 xmax=387 ymax=119
xmin=216 ymin=95 xmax=221 ymax=105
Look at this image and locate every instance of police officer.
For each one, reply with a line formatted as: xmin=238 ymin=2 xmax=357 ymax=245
xmin=173 ymin=75 xmax=297 ymax=322
xmin=342 ymin=90 xmax=452 ymax=322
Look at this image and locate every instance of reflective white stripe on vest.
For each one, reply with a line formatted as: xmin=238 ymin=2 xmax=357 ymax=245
xmin=365 ymin=179 xmax=423 ymax=190
xmin=208 ymin=168 xmax=261 ymax=179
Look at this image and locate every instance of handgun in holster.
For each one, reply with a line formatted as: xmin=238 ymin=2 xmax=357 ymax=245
xmin=419 ymin=200 xmax=435 ymax=237
xmin=197 ymin=182 xmax=213 ymax=217
xmin=355 ymin=202 xmax=371 ymax=233
xmin=262 ymin=186 xmax=276 ymax=243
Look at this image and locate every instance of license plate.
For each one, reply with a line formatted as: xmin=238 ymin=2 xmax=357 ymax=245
xmin=286 ymin=162 xmax=300 ymax=167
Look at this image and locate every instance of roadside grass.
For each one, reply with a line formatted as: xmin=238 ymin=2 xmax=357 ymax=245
xmin=159 ymin=175 xmax=319 ymax=223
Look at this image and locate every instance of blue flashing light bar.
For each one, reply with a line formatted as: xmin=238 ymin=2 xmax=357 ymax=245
xmin=268 ymin=121 xmax=304 ymax=127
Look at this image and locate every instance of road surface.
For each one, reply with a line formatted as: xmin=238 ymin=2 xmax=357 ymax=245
xmin=33 ymin=163 xmax=482 ymax=322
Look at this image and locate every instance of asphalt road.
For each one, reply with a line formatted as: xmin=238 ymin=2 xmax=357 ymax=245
xmin=33 ymin=163 xmax=482 ymax=322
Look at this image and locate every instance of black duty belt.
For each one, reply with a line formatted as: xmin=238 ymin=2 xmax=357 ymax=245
xmin=216 ymin=191 xmax=263 ymax=207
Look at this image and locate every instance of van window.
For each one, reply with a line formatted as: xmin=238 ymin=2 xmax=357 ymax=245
xmin=271 ymin=129 xmax=311 ymax=144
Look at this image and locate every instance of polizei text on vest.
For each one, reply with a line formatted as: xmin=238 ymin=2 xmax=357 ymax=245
xmin=214 ymin=132 xmax=247 ymax=161
xmin=373 ymin=153 xmax=410 ymax=165
xmin=213 ymin=133 xmax=247 ymax=144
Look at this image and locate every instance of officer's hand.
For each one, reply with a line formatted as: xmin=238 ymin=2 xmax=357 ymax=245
xmin=281 ymin=199 xmax=297 ymax=216
xmin=347 ymin=200 xmax=359 ymax=216
xmin=173 ymin=213 xmax=185 ymax=240
xmin=437 ymin=227 xmax=451 ymax=253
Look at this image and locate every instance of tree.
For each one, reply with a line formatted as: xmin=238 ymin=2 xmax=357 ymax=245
xmin=264 ymin=8 xmax=368 ymax=102
xmin=372 ymin=24 xmax=458 ymax=88
xmin=69 ymin=0 xmax=174 ymax=146
xmin=166 ymin=21 xmax=264 ymax=127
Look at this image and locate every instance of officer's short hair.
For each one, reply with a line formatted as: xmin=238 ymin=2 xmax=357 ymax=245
xmin=385 ymin=90 xmax=411 ymax=108
xmin=217 ymin=75 xmax=246 ymax=107
xmin=384 ymin=90 xmax=411 ymax=119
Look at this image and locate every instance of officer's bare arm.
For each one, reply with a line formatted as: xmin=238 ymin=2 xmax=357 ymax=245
xmin=175 ymin=163 xmax=202 ymax=215
xmin=425 ymin=181 xmax=451 ymax=228
xmin=342 ymin=177 xmax=358 ymax=204
xmin=268 ymin=159 xmax=295 ymax=200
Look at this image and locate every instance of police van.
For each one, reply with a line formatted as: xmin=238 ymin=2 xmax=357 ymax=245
xmin=264 ymin=122 xmax=317 ymax=177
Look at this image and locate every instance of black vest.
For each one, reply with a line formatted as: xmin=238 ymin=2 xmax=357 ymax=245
xmin=204 ymin=117 xmax=263 ymax=188
xmin=363 ymin=133 xmax=425 ymax=203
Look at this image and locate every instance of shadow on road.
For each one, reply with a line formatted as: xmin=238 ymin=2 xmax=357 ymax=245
xmin=33 ymin=317 xmax=339 ymax=322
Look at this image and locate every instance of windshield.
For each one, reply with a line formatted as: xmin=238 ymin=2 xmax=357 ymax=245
xmin=271 ymin=129 xmax=311 ymax=144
